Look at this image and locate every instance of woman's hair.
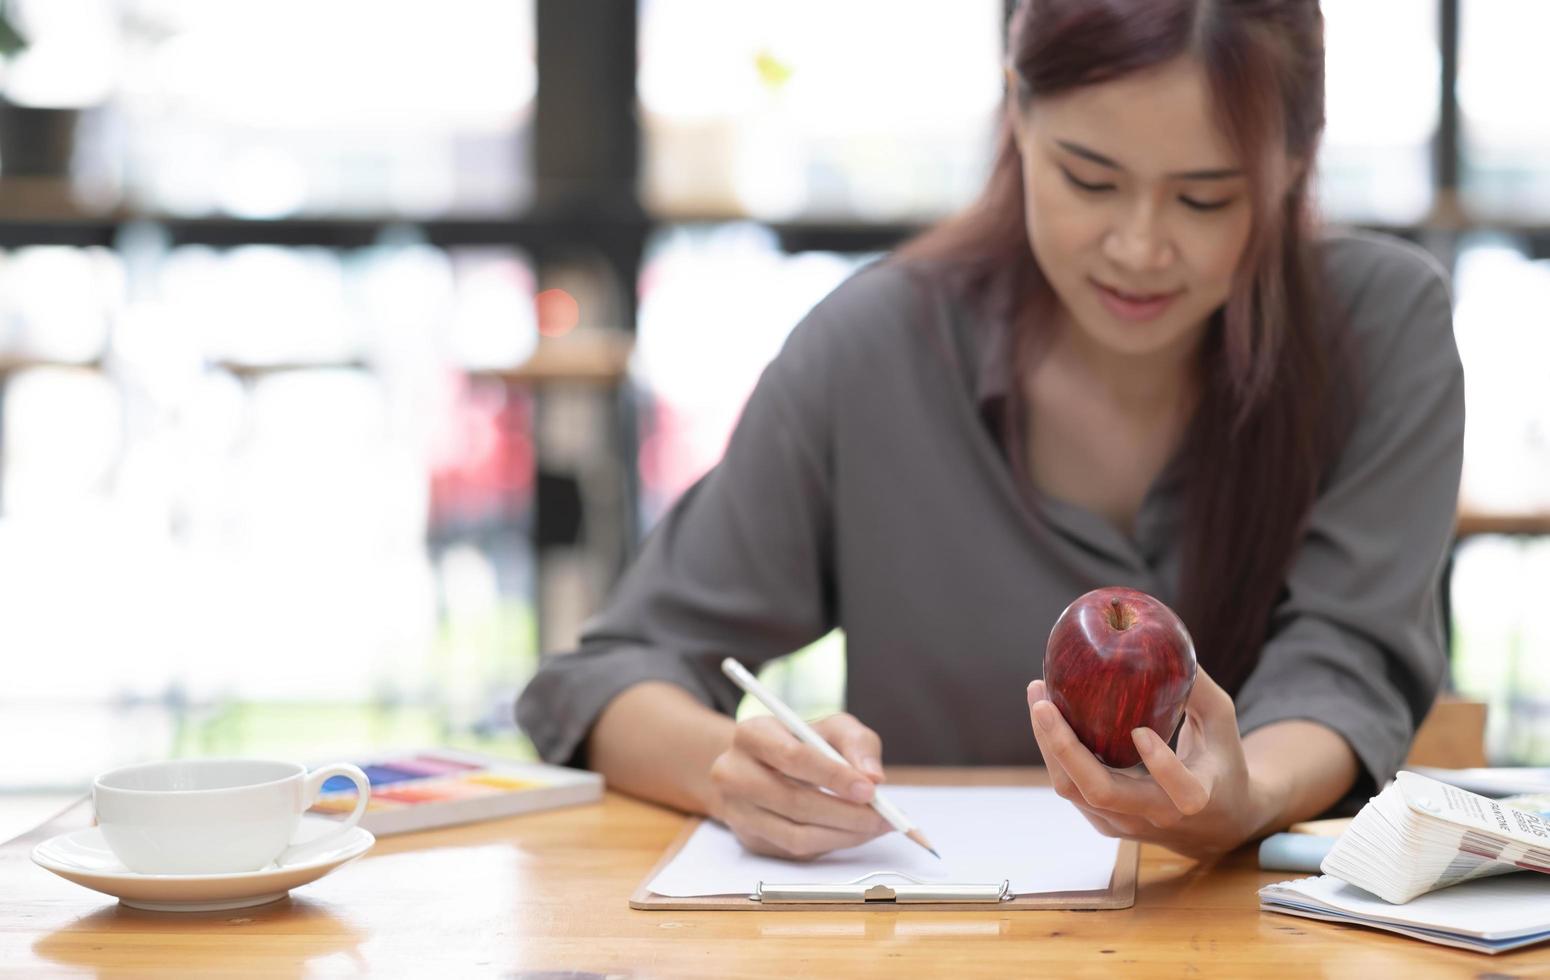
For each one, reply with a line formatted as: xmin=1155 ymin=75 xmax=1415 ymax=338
xmin=894 ymin=0 xmax=1351 ymax=695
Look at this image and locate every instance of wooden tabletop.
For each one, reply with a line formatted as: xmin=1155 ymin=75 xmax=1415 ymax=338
xmin=1455 ymin=505 xmax=1550 ymax=539
xmin=3 ymin=768 xmax=1542 ymax=977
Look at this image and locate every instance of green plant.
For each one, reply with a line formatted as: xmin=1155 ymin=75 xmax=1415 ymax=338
xmin=0 ymin=1 xmax=25 ymax=59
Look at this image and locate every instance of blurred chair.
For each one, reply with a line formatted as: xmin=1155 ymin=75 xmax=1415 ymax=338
xmin=1404 ymin=695 xmax=1488 ymax=769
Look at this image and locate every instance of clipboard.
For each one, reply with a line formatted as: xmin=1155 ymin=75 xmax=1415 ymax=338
xmin=629 ymin=817 xmax=1140 ymax=912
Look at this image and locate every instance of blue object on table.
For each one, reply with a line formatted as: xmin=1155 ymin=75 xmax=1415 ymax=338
xmin=320 ymin=764 xmax=423 ymax=793
xmin=1258 ymin=832 xmax=1337 ymax=873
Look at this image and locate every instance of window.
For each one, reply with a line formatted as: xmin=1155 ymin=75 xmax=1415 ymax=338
xmin=1449 ymin=236 xmax=1550 ymax=762
xmin=639 ymin=0 xmax=1002 ymax=221
xmin=1458 ymin=0 xmax=1550 ymax=219
xmin=1318 ymin=0 xmax=1440 ymax=223
xmin=0 ymin=242 xmax=543 ymax=788
xmin=6 ymin=0 xmax=537 ymax=217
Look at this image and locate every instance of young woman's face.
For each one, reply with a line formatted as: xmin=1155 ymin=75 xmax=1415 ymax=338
xmin=1009 ymin=56 xmax=1257 ymax=364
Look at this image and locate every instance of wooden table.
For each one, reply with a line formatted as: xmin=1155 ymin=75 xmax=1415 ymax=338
xmin=1456 ymin=505 xmax=1550 ymax=539
xmin=3 ymin=769 xmax=1542 ymax=977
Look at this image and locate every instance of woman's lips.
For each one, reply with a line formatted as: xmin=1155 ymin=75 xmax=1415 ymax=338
xmin=1091 ymin=279 xmax=1182 ymax=322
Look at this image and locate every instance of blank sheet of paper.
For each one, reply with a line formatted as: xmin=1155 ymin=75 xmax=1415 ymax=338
xmin=647 ymin=786 xmax=1121 ymax=897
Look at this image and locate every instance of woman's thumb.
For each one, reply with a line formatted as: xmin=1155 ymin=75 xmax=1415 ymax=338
xmin=821 ymin=714 xmax=886 ymax=782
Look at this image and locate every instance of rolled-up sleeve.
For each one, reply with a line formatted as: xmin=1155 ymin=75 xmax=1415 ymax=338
xmin=1234 ymin=239 xmax=1465 ymax=798
xmin=516 ymin=270 xmax=872 ymax=766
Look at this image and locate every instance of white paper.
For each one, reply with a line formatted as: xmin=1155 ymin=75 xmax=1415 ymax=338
xmin=1411 ymin=766 xmax=1550 ymax=798
xmin=647 ymin=786 xmax=1122 ymax=898
xmin=1261 ymin=872 xmax=1550 ymax=949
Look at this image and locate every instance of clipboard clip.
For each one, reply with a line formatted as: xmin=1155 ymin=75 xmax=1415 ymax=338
xmin=753 ymin=871 xmax=1012 ymax=904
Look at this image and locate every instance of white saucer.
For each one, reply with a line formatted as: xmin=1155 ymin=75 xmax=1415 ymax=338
xmin=31 ymin=814 xmax=375 ymax=912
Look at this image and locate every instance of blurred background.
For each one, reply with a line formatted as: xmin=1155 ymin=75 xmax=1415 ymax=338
xmin=0 ymin=0 xmax=1545 ymax=802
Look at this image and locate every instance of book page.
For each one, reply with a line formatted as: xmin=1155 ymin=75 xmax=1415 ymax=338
xmin=1262 ymin=872 xmax=1550 ymax=941
xmin=1395 ymin=771 xmax=1550 ymax=882
xmin=1400 ymin=771 xmax=1550 ymax=849
xmin=648 ymin=786 xmax=1122 ymax=898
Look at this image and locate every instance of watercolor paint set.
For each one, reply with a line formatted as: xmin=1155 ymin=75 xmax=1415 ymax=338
xmin=309 ymin=749 xmax=603 ymax=835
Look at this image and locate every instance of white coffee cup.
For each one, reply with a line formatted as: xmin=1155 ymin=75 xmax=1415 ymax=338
xmin=93 ymin=758 xmax=371 ymax=875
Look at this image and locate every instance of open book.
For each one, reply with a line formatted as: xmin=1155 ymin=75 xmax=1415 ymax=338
xmin=1259 ymin=873 xmax=1550 ymax=955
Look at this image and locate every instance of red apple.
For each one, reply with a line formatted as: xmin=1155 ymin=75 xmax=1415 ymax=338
xmin=1042 ymin=587 xmax=1197 ymax=769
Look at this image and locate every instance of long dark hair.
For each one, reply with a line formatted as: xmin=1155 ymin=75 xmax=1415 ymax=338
xmin=894 ymin=0 xmax=1352 ymax=695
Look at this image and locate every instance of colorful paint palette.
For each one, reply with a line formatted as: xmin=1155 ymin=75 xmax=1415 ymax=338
xmin=309 ymin=749 xmax=603 ymax=836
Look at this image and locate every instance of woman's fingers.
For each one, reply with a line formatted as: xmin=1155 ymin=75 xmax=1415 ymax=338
xmin=1027 ymin=682 xmax=1083 ymax=800
xmin=734 ymin=716 xmax=877 ymax=804
xmin=1029 ymin=679 xmax=1196 ymax=828
xmin=813 ymin=713 xmax=887 ymax=782
xmin=1073 ymin=803 xmax=1149 ymax=840
xmin=1134 ymin=668 xmax=1230 ymax=819
xmin=709 ymin=711 xmax=897 ymax=861
xmin=1131 ymin=727 xmax=1211 ymax=819
xmin=1030 ymin=681 xmax=1140 ymax=810
xmin=722 ymin=797 xmax=885 ymax=860
xmin=711 ymin=736 xmax=889 ymax=835
xmin=1071 ymin=805 xmax=1128 ymax=838
xmin=1024 ymin=668 xmax=1261 ymax=858
xmin=773 ymin=776 xmax=892 ymax=835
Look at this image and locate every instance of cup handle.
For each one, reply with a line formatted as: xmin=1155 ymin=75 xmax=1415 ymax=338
xmin=276 ymin=763 xmax=371 ymax=865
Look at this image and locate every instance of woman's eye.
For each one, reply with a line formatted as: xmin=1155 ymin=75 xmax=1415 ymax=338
xmin=1180 ymin=195 xmax=1235 ymax=212
xmin=1058 ymin=166 xmax=1115 ymax=194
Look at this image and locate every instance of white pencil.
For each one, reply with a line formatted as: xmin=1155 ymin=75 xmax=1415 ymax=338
xmin=720 ymin=657 xmax=940 ymax=859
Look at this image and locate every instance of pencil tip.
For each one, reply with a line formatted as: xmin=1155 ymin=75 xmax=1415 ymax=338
xmin=905 ymin=828 xmax=940 ymax=858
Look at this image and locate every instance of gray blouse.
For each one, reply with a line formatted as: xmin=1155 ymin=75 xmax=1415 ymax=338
xmin=517 ymin=231 xmax=1465 ymax=801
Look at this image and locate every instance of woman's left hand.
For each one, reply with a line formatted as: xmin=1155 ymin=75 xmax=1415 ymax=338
xmin=1027 ymin=668 xmax=1281 ymax=861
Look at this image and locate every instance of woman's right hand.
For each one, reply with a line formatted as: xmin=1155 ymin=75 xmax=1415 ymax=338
xmin=707 ymin=712 xmax=892 ymax=860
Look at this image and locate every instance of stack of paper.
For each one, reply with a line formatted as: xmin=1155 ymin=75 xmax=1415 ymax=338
xmin=1320 ymin=771 xmax=1550 ymax=904
xmin=1259 ymin=874 xmax=1550 ymax=954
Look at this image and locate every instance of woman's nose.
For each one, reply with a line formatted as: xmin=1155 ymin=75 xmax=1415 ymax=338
xmin=1102 ymin=202 xmax=1175 ymax=274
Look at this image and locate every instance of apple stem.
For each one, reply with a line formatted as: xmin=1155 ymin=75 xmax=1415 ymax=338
xmin=1108 ymin=598 xmax=1135 ymax=631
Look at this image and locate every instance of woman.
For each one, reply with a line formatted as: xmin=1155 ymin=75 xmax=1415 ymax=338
xmin=518 ymin=0 xmax=1464 ymax=862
